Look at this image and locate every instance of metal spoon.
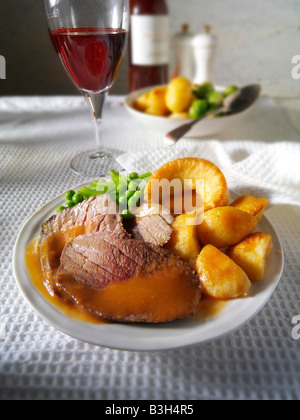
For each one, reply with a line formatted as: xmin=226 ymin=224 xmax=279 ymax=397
xmin=164 ymin=84 xmax=261 ymax=145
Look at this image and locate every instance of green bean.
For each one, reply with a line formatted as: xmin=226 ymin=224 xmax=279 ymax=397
xmin=95 ymin=180 xmax=108 ymax=192
xmin=77 ymin=186 xmax=99 ymax=197
xmin=109 ymin=169 xmax=120 ymax=187
xmin=138 ymin=171 xmax=152 ymax=179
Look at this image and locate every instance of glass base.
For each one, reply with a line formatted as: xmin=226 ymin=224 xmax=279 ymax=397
xmin=70 ymin=148 xmax=123 ymax=177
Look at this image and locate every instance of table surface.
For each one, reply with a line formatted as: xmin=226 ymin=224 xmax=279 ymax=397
xmin=1 ymin=94 xmax=300 ymax=400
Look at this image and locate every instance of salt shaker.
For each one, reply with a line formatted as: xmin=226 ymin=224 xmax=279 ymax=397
xmin=192 ymin=25 xmax=217 ymax=84
xmin=172 ymin=24 xmax=195 ymax=81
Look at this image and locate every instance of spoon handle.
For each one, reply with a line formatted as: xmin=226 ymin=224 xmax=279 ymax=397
xmin=164 ymin=108 xmax=222 ymax=145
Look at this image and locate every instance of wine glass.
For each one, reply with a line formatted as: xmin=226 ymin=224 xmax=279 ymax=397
xmin=44 ymin=0 xmax=129 ymax=177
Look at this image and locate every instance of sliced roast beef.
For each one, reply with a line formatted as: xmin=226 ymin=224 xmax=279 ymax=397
xmin=41 ymin=194 xmax=126 ymax=240
xmin=126 ymin=203 xmax=174 ymax=246
xmin=39 ymin=194 xmax=129 ymax=295
xmin=56 ymin=232 xmax=201 ymax=323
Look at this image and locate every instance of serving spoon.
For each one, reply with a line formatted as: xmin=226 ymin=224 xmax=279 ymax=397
xmin=164 ymin=84 xmax=261 ymax=145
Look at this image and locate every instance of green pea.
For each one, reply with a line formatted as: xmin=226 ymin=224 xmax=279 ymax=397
xmin=128 ymin=180 xmax=140 ymax=192
xmin=125 ymin=190 xmax=135 ymax=200
xmin=117 ymin=184 xmax=127 ymax=197
xmin=189 ymin=99 xmax=208 ymax=119
xmin=129 ymin=172 xmax=139 ymax=180
xmin=72 ymin=193 xmax=84 ymax=205
xmin=118 ymin=195 xmax=128 ymax=210
xmin=56 ymin=206 xmax=65 ymax=213
xmin=65 ymin=201 xmax=75 ymax=208
xmin=65 ymin=190 xmax=76 ymax=201
xmin=128 ymin=191 xmax=143 ymax=210
xmin=121 ymin=209 xmax=134 ymax=220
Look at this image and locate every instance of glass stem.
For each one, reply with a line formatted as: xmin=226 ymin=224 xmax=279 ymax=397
xmin=84 ymin=90 xmax=109 ymax=158
xmin=94 ymin=117 xmax=104 ymax=152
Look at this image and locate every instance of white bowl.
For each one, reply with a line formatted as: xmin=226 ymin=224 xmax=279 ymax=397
xmin=124 ymin=86 xmax=245 ymax=138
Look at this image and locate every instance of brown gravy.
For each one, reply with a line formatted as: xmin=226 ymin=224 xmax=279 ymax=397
xmin=25 ymin=238 xmax=227 ymax=325
xmin=25 ymin=238 xmax=105 ymax=324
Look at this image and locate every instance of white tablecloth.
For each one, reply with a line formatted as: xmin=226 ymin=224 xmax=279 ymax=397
xmin=1 ymin=94 xmax=300 ymax=400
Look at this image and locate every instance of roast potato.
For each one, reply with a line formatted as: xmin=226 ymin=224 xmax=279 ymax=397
xmin=144 ymin=158 xmax=230 ymax=213
xmin=226 ymin=232 xmax=273 ymax=282
xmin=133 ymin=92 xmax=150 ymax=112
xmin=169 ymin=112 xmax=190 ymax=119
xmin=165 ymin=213 xmax=202 ymax=263
xmin=165 ymin=77 xmax=194 ymax=113
xmin=196 ymin=245 xmax=251 ymax=299
xmin=230 ymin=195 xmax=269 ymax=222
xmin=145 ymin=87 xmax=169 ymax=117
xmin=197 ymin=206 xmax=257 ymax=248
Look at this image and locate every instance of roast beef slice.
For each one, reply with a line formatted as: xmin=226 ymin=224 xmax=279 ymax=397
xmin=41 ymin=194 xmax=126 ymax=240
xmin=39 ymin=194 xmax=128 ymax=295
xmin=56 ymin=232 xmax=201 ymax=323
xmin=126 ymin=203 xmax=174 ymax=246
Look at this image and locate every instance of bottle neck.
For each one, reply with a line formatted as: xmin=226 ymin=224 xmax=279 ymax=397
xmin=130 ymin=0 xmax=168 ymax=15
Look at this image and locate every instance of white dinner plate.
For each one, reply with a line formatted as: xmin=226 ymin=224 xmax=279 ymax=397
xmin=13 ymin=186 xmax=284 ymax=352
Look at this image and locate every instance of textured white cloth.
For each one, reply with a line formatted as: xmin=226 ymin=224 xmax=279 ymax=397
xmin=117 ymin=141 xmax=300 ymax=206
xmin=1 ymin=95 xmax=300 ymax=400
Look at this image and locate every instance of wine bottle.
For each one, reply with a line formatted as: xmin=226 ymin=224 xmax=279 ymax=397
xmin=129 ymin=0 xmax=170 ymax=92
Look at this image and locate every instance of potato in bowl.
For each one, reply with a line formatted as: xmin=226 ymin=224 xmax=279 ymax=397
xmin=124 ymin=78 xmax=249 ymax=137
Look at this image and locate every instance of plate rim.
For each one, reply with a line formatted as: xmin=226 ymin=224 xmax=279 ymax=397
xmin=13 ymin=187 xmax=285 ymax=352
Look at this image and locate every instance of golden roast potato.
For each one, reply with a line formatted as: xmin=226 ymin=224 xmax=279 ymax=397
xmin=197 ymin=206 xmax=257 ymax=248
xmin=169 ymin=112 xmax=190 ymax=119
xmin=226 ymin=232 xmax=273 ymax=282
xmin=145 ymin=87 xmax=169 ymax=117
xmin=196 ymin=245 xmax=251 ymax=299
xmin=133 ymin=92 xmax=150 ymax=112
xmin=165 ymin=213 xmax=202 ymax=263
xmin=165 ymin=77 xmax=194 ymax=113
xmin=230 ymin=195 xmax=269 ymax=222
xmin=144 ymin=158 xmax=230 ymax=213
